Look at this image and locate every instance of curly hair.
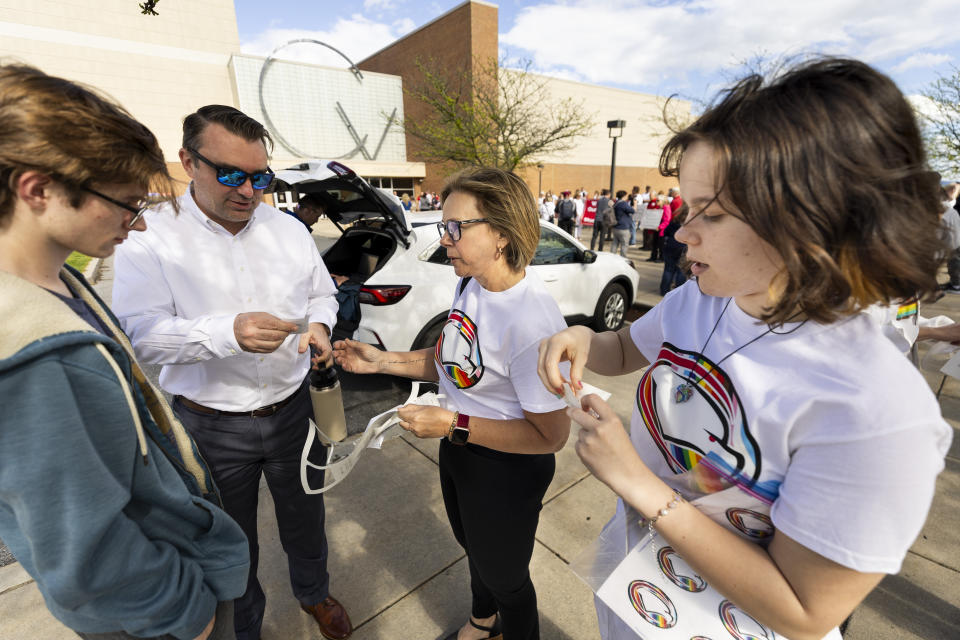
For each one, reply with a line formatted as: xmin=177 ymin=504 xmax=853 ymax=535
xmin=441 ymin=167 xmax=540 ymax=272
xmin=0 ymin=64 xmax=176 ymax=221
xmin=660 ymin=57 xmax=943 ymax=325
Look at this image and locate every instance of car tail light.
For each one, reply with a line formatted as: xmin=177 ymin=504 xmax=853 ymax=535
xmin=358 ymin=285 xmax=412 ymax=305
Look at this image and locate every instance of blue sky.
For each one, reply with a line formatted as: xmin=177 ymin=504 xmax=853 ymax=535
xmin=234 ymin=0 xmax=960 ymax=105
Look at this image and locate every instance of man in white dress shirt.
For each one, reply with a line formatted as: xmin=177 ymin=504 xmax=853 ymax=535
xmin=113 ymin=106 xmax=352 ymax=640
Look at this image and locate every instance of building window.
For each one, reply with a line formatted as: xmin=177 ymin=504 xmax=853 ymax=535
xmin=366 ymin=176 xmax=414 ymax=196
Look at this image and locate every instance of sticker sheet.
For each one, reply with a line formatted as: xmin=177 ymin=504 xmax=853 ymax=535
xmin=596 ymin=531 xmax=782 ymax=639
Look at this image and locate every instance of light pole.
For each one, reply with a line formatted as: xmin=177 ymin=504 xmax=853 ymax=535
xmin=607 ymin=119 xmax=625 ymax=197
xmin=537 ymin=163 xmax=544 ymax=195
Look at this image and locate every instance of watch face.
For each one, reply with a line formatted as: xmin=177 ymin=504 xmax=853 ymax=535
xmin=450 ymin=426 xmax=470 ymax=445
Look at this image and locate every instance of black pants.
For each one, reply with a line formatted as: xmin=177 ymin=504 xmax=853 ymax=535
xmin=174 ymin=379 xmax=329 ymax=640
xmin=590 ymin=224 xmax=606 ymax=251
xmin=439 ymin=440 xmax=555 ymax=640
xmin=649 ymin=234 xmax=663 ymax=261
xmin=558 ymin=218 xmax=574 ymax=235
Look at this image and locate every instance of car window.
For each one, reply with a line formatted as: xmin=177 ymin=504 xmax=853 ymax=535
xmin=532 ymin=227 xmax=579 ymax=265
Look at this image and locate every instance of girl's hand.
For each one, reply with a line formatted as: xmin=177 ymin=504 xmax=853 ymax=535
xmin=537 ymin=325 xmax=594 ymax=395
xmin=332 ymin=338 xmax=382 ymax=374
xmin=397 ymin=404 xmax=454 ymax=439
xmin=568 ymin=394 xmax=646 ymax=495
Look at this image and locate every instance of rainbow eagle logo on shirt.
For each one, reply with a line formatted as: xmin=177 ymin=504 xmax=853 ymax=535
xmin=636 ymin=342 xmax=780 ymax=504
xmin=435 ymin=309 xmax=484 ymax=388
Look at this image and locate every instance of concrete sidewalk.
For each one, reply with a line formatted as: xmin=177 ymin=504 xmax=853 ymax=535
xmin=1 ymin=225 xmax=958 ymax=639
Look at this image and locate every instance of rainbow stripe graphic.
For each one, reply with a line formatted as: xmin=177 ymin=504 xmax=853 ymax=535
xmin=726 ymin=508 xmax=774 ymax=540
xmin=896 ymin=298 xmax=918 ymax=320
xmin=637 ymin=343 xmax=781 ymax=504
xmin=435 ymin=309 xmax=483 ymax=389
xmin=628 ymin=580 xmax=678 ymax=629
xmin=718 ymin=600 xmax=776 ymax=640
xmin=656 ymin=546 xmax=708 ymax=592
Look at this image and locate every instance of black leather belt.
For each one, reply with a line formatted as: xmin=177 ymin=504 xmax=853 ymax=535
xmin=176 ymin=387 xmax=299 ymax=418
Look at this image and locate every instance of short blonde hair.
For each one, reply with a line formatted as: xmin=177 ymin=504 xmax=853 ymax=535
xmin=441 ymin=167 xmax=540 ymax=272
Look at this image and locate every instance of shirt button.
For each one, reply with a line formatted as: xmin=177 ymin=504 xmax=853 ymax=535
xmin=262 ymin=384 xmax=267 ymax=388
xmin=247 ymin=298 xmax=252 ymax=302
xmin=259 ymin=357 xmax=264 ymax=362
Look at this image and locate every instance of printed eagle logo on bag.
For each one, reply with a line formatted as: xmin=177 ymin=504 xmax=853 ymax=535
xmin=436 ymin=309 xmax=484 ymax=388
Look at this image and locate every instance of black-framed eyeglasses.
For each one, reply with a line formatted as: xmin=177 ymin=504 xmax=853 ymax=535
xmin=186 ymin=147 xmax=275 ymax=190
xmin=82 ymin=187 xmax=149 ymax=228
xmin=437 ymin=218 xmax=489 ymax=241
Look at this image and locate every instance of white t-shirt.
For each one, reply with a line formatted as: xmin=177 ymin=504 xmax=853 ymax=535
xmin=627 ymin=282 xmax=949 ymax=571
xmin=596 ymin=282 xmax=951 ymax=639
xmin=434 ymin=272 xmax=568 ymax=420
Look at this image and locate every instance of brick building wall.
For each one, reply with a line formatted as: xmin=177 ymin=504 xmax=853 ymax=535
xmin=358 ymin=1 xmax=498 ymax=193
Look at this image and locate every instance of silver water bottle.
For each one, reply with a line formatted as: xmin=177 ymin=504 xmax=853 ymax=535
xmin=309 ymin=363 xmax=347 ymax=442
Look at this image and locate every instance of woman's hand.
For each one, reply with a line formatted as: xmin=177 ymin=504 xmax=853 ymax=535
xmin=332 ymin=338 xmax=383 ymax=374
xmin=397 ymin=404 xmax=454 ymax=439
xmin=537 ymin=325 xmax=595 ymax=394
xmin=568 ymin=393 xmax=646 ymax=496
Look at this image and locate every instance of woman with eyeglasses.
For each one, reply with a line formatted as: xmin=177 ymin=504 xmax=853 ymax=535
xmin=334 ymin=167 xmax=571 ymax=640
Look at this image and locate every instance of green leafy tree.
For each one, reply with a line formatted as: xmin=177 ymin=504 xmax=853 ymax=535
xmin=400 ymin=56 xmax=594 ymax=172
xmin=138 ymin=0 xmax=160 ymax=15
xmin=919 ymin=66 xmax=960 ymax=176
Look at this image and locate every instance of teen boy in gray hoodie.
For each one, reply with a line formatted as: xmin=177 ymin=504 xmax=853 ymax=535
xmin=0 ymin=65 xmax=249 ymax=640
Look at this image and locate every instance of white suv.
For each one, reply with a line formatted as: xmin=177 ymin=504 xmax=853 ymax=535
xmin=273 ymin=161 xmax=641 ymax=351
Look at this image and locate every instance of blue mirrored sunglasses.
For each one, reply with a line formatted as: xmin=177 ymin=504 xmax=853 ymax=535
xmin=187 ymin=147 xmax=275 ymax=189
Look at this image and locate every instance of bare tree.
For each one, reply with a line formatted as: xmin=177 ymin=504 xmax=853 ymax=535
xmin=919 ymin=66 xmax=960 ymax=176
xmin=400 ymin=56 xmax=594 ymax=172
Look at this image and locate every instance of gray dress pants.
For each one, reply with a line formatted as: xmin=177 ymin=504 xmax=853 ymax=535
xmin=173 ymin=379 xmax=329 ymax=640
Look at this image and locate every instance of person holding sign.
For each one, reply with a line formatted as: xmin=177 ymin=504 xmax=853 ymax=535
xmin=537 ymin=58 xmax=951 ymax=640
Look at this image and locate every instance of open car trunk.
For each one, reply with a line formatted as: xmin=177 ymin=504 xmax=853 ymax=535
xmin=271 ymin=160 xmax=412 ymax=341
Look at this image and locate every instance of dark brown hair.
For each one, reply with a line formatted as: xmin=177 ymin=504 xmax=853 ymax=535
xmin=441 ymin=167 xmax=540 ymax=272
xmin=182 ymin=105 xmax=273 ymax=154
xmin=0 ymin=64 xmax=176 ymax=221
xmin=660 ymin=57 xmax=943 ymax=325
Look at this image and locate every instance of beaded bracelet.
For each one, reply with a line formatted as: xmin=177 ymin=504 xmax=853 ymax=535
xmin=645 ymin=491 xmax=683 ymax=529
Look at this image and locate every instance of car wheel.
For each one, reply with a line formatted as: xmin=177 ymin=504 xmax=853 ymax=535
xmin=592 ymin=282 xmax=628 ymax=332
xmin=411 ymin=317 xmax=446 ymax=351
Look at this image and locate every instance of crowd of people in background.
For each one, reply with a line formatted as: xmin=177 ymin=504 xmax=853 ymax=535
xmin=3 ymin=56 xmax=959 ymax=640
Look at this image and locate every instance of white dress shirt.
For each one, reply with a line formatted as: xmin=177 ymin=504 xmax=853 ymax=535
xmin=113 ymin=188 xmax=339 ymax=411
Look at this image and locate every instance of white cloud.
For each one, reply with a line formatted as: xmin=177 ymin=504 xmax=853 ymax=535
xmin=894 ymin=53 xmax=952 ymax=73
xmin=392 ymin=17 xmax=416 ymax=35
xmin=240 ymin=14 xmax=406 ymax=66
xmin=499 ymin=0 xmax=960 ymax=98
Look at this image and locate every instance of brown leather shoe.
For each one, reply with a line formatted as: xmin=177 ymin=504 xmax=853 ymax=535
xmin=300 ymin=596 xmax=353 ymax=640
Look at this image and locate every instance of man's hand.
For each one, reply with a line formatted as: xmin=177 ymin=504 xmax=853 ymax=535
xmin=234 ymin=312 xmax=297 ymax=353
xmin=299 ymin=322 xmax=333 ymax=367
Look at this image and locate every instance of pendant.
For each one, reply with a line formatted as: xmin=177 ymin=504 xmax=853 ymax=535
xmin=674 ymin=382 xmax=694 ymax=403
